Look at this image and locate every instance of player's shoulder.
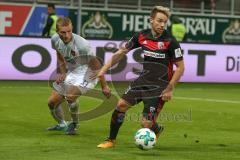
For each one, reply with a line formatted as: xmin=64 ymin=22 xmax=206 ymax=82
xmin=51 ymin=33 xmax=61 ymax=49
xmin=51 ymin=33 xmax=60 ymax=42
xmin=162 ymin=30 xmax=173 ymax=38
xmin=72 ymin=33 xmax=92 ymax=54
xmin=129 ymin=29 xmax=151 ymax=41
xmin=72 ymin=33 xmax=90 ymax=46
xmin=163 ymin=30 xmax=179 ymax=44
xmin=134 ymin=29 xmax=151 ymax=37
xmin=140 ymin=29 xmax=151 ymax=35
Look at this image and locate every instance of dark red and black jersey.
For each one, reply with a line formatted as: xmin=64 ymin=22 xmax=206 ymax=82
xmin=126 ymin=29 xmax=183 ymax=83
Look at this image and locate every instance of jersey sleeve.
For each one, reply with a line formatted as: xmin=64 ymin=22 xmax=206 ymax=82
xmin=51 ymin=34 xmax=58 ymax=50
xmin=75 ymin=37 xmax=96 ymax=64
xmin=79 ymin=40 xmax=94 ymax=56
xmin=125 ymin=32 xmax=140 ymax=50
xmin=168 ymin=37 xmax=183 ymax=62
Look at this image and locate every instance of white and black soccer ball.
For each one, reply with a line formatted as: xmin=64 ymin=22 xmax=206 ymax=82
xmin=134 ymin=128 xmax=156 ymax=150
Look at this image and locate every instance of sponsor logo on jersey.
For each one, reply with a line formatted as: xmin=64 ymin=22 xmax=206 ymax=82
xmin=143 ymin=50 xmax=165 ymax=58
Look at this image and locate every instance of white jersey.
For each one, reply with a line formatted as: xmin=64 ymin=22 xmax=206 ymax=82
xmin=51 ymin=33 xmax=94 ymax=71
xmin=51 ymin=33 xmax=98 ymax=94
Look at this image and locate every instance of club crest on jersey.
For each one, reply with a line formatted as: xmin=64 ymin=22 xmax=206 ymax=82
xmin=158 ymin=42 xmax=164 ymax=49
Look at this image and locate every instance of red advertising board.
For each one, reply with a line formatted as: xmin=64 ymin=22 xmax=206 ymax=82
xmin=0 ymin=4 xmax=31 ymax=35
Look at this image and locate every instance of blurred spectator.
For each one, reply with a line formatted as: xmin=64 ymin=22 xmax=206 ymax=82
xmin=170 ymin=16 xmax=186 ymax=42
xmin=42 ymin=4 xmax=58 ymax=37
xmin=228 ymin=19 xmax=240 ymax=35
xmin=210 ymin=0 xmax=216 ymax=14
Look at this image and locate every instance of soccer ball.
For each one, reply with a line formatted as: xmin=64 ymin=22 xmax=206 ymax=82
xmin=134 ymin=128 xmax=156 ymax=150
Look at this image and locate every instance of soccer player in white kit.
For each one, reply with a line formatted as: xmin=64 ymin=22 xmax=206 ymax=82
xmin=47 ymin=17 xmax=111 ymax=135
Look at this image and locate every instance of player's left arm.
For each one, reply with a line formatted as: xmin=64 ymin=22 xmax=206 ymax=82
xmin=81 ymin=39 xmax=111 ymax=98
xmin=162 ymin=37 xmax=185 ymax=101
xmin=88 ymin=57 xmax=111 ymax=98
xmin=162 ymin=60 xmax=184 ymax=101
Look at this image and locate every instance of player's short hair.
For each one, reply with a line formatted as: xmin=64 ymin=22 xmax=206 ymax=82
xmin=150 ymin=6 xmax=171 ymax=19
xmin=47 ymin=3 xmax=55 ymax=10
xmin=56 ymin=17 xmax=72 ymax=30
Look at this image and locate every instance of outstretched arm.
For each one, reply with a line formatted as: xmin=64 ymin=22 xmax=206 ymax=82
xmin=97 ymin=47 xmax=129 ymax=78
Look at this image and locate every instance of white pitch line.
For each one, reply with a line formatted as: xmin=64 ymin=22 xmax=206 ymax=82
xmin=175 ymin=96 xmax=240 ymax=104
xmin=0 ymin=86 xmax=239 ymax=104
xmin=0 ymin=86 xmax=49 ymax=89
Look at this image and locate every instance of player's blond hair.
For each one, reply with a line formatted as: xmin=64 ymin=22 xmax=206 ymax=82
xmin=150 ymin=6 xmax=171 ymax=18
xmin=56 ymin=17 xmax=72 ymax=30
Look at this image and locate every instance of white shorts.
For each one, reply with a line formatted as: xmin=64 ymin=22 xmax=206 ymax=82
xmin=53 ymin=65 xmax=98 ymax=95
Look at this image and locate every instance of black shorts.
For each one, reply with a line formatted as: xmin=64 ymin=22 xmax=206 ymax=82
xmin=121 ymin=76 xmax=167 ymax=121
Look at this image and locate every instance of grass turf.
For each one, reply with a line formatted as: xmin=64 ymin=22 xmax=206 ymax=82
xmin=0 ymin=81 xmax=240 ymax=160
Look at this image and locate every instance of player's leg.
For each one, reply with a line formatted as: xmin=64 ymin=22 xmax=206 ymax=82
xmin=47 ymin=90 xmax=67 ymax=131
xmin=109 ymin=99 xmax=131 ymax=139
xmin=97 ymin=81 xmax=142 ymax=148
xmin=151 ymin=98 xmax=165 ymax=139
xmin=97 ymin=98 xmax=130 ymax=148
xmin=141 ymin=97 xmax=165 ymax=139
xmin=64 ymin=85 xmax=82 ymax=135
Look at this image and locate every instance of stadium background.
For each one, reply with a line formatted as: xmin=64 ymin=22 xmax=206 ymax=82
xmin=0 ymin=0 xmax=240 ymax=160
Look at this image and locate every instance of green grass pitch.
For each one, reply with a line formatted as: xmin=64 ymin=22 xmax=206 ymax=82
xmin=0 ymin=81 xmax=240 ymax=160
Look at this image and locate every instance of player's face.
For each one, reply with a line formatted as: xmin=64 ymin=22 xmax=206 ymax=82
xmin=150 ymin=12 xmax=168 ymax=36
xmin=57 ymin=24 xmax=73 ymax=44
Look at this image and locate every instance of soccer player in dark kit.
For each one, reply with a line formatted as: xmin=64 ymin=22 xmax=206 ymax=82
xmin=96 ymin=6 xmax=185 ymax=148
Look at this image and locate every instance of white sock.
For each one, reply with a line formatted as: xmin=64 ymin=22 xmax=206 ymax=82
xmin=50 ymin=104 xmax=66 ymax=124
xmin=68 ymin=102 xmax=79 ymax=124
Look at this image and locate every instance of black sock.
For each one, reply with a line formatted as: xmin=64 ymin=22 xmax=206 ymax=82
xmin=109 ymin=109 xmax=126 ymax=140
xmin=151 ymin=123 xmax=161 ymax=134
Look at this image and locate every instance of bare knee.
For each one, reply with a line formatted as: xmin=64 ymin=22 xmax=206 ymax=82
xmin=116 ymin=99 xmax=130 ymax=112
xmin=48 ymin=98 xmax=59 ymax=109
xmin=65 ymin=87 xmax=81 ymax=103
xmin=48 ymin=92 xmax=63 ymax=109
xmin=65 ymin=95 xmax=78 ymax=104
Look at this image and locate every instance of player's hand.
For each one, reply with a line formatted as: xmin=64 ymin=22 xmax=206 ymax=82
xmin=102 ymin=85 xmax=111 ymax=98
xmin=56 ymin=73 xmax=66 ymax=84
xmin=161 ymin=84 xmax=174 ymax=102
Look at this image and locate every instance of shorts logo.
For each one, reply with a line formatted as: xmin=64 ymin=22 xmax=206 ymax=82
xmin=175 ymin=48 xmax=182 ymax=58
xmin=150 ymin=106 xmax=155 ymax=113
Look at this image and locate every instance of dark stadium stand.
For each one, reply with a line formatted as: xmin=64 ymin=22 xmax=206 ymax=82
xmin=0 ymin=0 xmax=239 ymax=15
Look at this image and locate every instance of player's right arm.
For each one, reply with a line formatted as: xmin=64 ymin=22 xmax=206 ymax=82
xmin=56 ymin=52 xmax=67 ymax=84
xmin=51 ymin=35 xmax=66 ymax=83
xmin=97 ymin=47 xmax=129 ymax=78
xmin=97 ymin=33 xmax=140 ymax=78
